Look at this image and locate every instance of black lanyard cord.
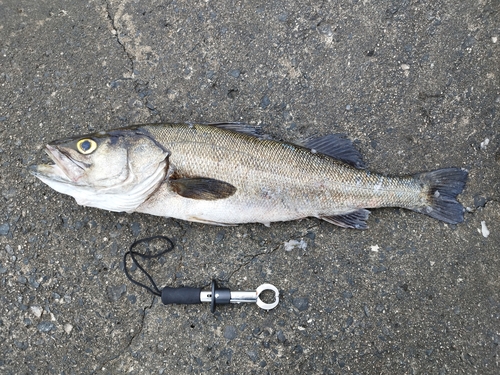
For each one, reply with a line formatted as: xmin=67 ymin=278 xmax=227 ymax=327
xmin=123 ymin=235 xmax=175 ymax=297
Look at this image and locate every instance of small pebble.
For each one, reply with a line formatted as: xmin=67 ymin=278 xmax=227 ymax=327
xmin=346 ymin=316 xmax=354 ymax=327
xmin=276 ymin=330 xmax=286 ymax=343
xmin=224 ymin=325 xmax=237 ymax=340
xmin=228 ymin=69 xmax=240 ymax=78
xmin=260 ymin=95 xmax=270 ymax=109
xmin=480 ymin=138 xmax=489 ymax=150
xmin=292 ymin=297 xmax=309 ymax=311
xmin=278 ymin=13 xmax=288 ymax=22
xmin=131 ymin=222 xmax=141 ymax=237
xmin=0 ymin=223 xmax=9 ymax=236
xmin=474 ymin=196 xmax=487 ymax=208
xmin=215 ymin=230 xmax=225 ymax=243
xmin=246 ymin=350 xmax=258 ymax=363
xmin=342 ymin=291 xmax=353 ymax=299
xmin=29 ymin=277 xmax=40 ymax=289
xmin=284 ymin=239 xmax=307 ymax=252
xmin=107 ymin=284 xmax=127 ymax=302
xmin=480 ymin=221 xmax=489 ymax=238
xmin=30 ymin=305 xmax=43 ymax=318
xmin=128 ymin=295 xmax=137 ymax=304
xmin=363 ymin=305 xmax=371 ymax=317
xmin=37 ymin=321 xmax=55 ymax=333
xmin=15 ymin=341 xmax=28 ymax=350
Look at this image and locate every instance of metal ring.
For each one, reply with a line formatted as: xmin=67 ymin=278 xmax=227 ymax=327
xmin=255 ymin=283 xmax=279 ymax=310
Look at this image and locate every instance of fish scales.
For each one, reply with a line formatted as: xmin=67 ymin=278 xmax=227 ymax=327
xmin=139 ymin=124 xmax=424 ymax=224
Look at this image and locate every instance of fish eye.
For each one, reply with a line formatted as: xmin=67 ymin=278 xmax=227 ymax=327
xmin=76 ymin=139 xmax=97 ymax=154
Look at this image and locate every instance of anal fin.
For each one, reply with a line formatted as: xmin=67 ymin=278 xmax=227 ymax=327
xmin=321 ymin=209 xmax=370 ymax=229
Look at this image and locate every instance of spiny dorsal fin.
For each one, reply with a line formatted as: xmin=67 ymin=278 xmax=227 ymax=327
xmin=206 ymin=122 xmax=264 ymax=138
xmin=321 ymin=209 xmax=370 ymax=229
xmin=170 ymin=177 xmax=237 ymax=200
xmin=305 ymin=134 xmax=365 ymax=169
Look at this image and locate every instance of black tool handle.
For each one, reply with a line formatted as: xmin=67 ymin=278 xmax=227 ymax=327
xmin=161 ymin=287 xmax=202 ymax=305
xmin=210 ymin=279 xmax=231 ymax=313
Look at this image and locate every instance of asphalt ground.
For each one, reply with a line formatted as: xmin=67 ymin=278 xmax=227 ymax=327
xmin=1 ymin=0 xmax=499 ymax=373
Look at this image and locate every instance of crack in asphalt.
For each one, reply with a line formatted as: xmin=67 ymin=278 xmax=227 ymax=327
xmin=127 ymin=295 xmax=155 ymax=347
xmin=103 ymin=0 xmax=134 ymax=75
xmin=225 ymin=245 xmax=281 ymax=283
xmin=99 ymin=294 xmax=155 ymax=369
xmin=102 ymin=0 xmax=160 ymax=116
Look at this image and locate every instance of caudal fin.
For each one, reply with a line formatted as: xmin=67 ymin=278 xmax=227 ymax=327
xmin=414 ymin=168 xmax=468 ymax=224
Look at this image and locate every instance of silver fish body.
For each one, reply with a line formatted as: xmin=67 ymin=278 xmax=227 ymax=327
xmin=31 ymin=123 xmax=468 ymax=228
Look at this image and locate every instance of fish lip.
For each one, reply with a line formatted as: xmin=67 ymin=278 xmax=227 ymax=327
xmin=40 ymin=145 xmax=88 ymax=182
xmin=48 ymin=145 xmax=89 ymax=170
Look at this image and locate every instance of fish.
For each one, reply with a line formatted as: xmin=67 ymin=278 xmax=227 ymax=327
xmin=30 ymin=122 xmax=468 ymax=229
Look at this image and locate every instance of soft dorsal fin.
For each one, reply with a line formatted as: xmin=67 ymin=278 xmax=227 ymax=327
xmin=206 ymin=122 xmax=264 ymax=138
xmin=170 ymin=177 xmax=237 ymax=200
xmin=320 ymin=209 xmax=370 ymax=229
xmin=305 ymin=134 xmax=365 ymax=169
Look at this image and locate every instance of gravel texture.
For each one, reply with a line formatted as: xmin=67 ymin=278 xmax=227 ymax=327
xmin=1 ymin=0 xmax=499 ymax=374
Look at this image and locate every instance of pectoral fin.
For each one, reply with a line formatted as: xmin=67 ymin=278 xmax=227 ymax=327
xmin=170 ymin=177 xmax=237 ymax=200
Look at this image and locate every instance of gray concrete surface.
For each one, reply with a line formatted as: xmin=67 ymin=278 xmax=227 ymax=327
xmin=1 ymin=0 xmax=499 ymax=373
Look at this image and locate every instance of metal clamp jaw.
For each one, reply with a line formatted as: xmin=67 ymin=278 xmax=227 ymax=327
xmin=161 ymin=279 xmax=279 ymax=313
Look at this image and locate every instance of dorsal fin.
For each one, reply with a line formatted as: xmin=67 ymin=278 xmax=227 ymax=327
xmin=305 ymin=134 xmax=365 ymax=169
xmin=206 ymin=122 xmax=264 ymax=138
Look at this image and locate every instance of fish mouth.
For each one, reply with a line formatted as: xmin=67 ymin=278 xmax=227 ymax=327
xmin=30 ymin=145 xmax=87 ymax=184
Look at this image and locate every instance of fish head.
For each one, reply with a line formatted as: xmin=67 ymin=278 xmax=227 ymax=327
xmin=31 ymin=128 xmax=169 ymax=212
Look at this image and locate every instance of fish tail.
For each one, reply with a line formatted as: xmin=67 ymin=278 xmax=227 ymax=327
xmin=413 ymin=168 xmax=468 ymax=224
